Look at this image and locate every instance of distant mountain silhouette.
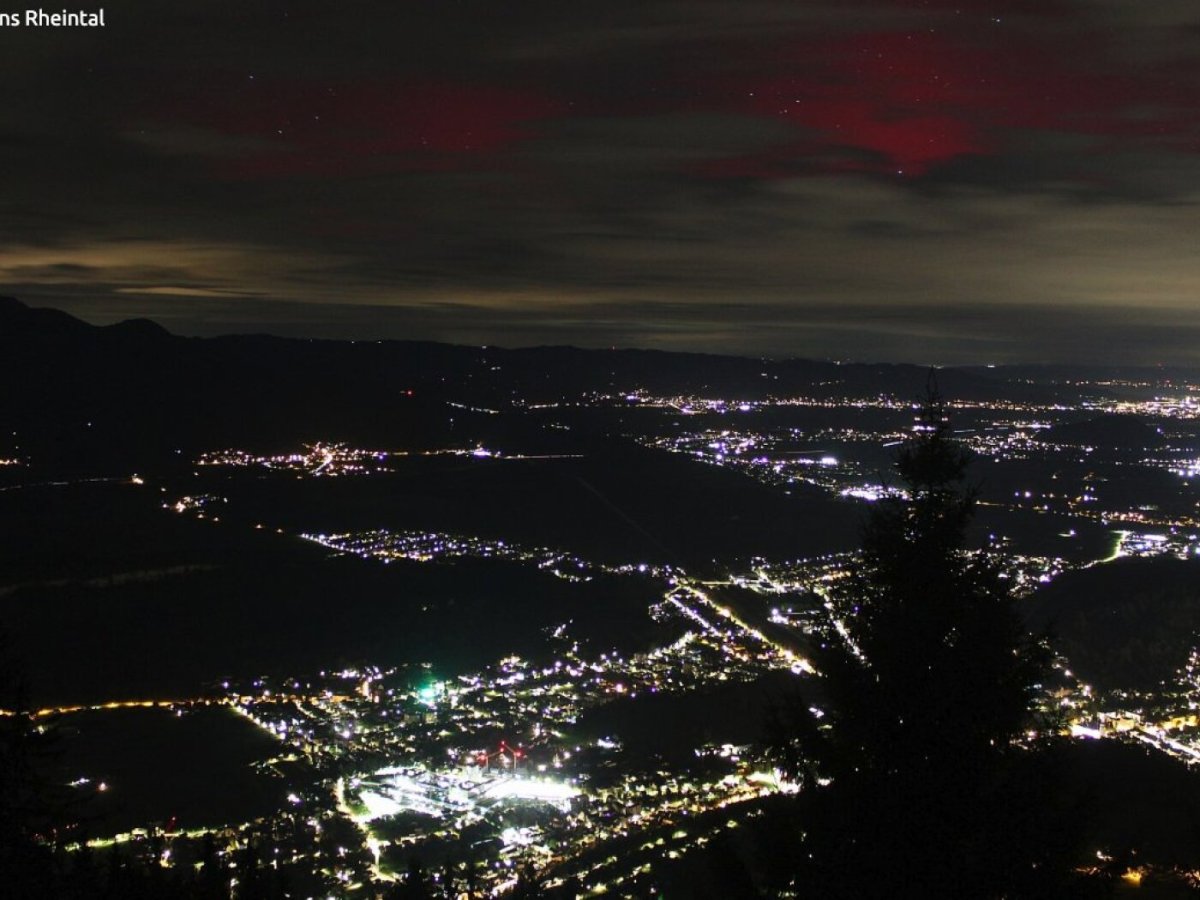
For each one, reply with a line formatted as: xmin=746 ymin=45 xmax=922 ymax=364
xmin=0 ymin=294 xmax=93 ymax=336
xmin=100 ymin=316 xmax=172 ymax=339
xmin=0 ymin=297 xmax=1072 ymax=474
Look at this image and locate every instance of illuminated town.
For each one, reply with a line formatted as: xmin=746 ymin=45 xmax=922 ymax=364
xmin=9 ymin=0 xmax=1200 ymax=893
xmin=3 ymin=362 xmax=1199 ymax=897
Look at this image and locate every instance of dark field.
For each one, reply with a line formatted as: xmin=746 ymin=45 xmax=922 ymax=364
xmin=50 ymin=706 xmax=282 ymax=836
xmin=3 ymin=548 xmax=677 ymax=706
xmin=571 ymin=670 xmax=802 ymax=767
xmin=179 ymin=446 xmax=865 ymax=568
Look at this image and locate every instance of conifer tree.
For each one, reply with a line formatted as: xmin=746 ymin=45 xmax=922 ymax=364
xmin=769 ymin=384 xmax=1080 ymax=898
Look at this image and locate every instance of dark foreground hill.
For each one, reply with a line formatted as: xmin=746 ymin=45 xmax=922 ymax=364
xmin=1028 ymin=557 xmax=1200 ymax=692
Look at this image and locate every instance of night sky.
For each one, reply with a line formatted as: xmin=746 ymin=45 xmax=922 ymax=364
xmin=4 ymin=1 xmax=1200 ymax=364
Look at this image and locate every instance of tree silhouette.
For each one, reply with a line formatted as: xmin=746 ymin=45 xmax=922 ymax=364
xmin=195 ymin=833 xmax=231 ymax=900
xmin=768 ymin=384 xmax=1083 ymax=898
xmin=386 ymin=856 xmax=434 ymax=899
xmin=0 ymin=634 xmax=73 ymax=897
xmin=0 ymin=633 xmax=233 ymax=900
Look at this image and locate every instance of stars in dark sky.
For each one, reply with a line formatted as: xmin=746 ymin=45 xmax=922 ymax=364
xmin=3 ymin=0 xmax=1200 ymax=363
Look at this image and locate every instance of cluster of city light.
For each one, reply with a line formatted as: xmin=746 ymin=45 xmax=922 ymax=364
xmin=199 ymin=442 xmax=393 ymax=477
xmin=79 ymin=378 xmax=1200 ymax=892
xmin=1095 ymin=395 xmax=1200 ymax=419
xmin=299 ymin=529 xmax=669 ymax=588
xmin=169 ymin=493 xmax=224 ymax=514
xmin=201 ymin=545 xmax=817 ymax=893
xmin=304 ymin=529 xmax=558 ymax=567
xmin=644 ymin=426 xmax=868 ymax=497
xmin=194 ymin=442 xmax=550 ymax=478
xmin=1169 ymin=458 xmax=1200 ymax=479
xmin=1105 ymin=529 xmax=1200 ymax=561
xmin=839 ymin=484 xmax=907 ymax=502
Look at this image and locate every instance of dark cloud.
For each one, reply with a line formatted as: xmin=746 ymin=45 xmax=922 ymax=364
xmin=2 ymin=0 xmax=1200 ymax=364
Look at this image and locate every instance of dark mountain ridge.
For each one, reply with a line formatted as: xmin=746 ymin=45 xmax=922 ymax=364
xmin=0 ymin=297 xmax=1081 ymax=473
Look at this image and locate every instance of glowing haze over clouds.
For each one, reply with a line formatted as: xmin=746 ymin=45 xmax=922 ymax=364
xmin=3 ymin=0 xmax=1200 ymax=363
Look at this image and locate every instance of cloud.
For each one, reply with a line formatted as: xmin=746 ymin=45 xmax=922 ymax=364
xmin=2 ymin=0 xmax=1200 ymax=364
